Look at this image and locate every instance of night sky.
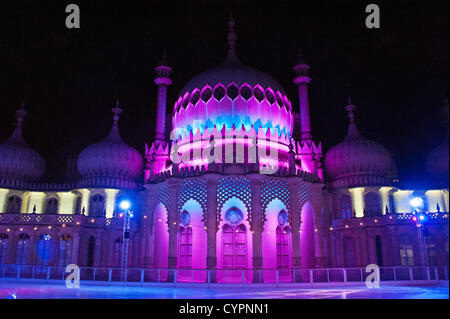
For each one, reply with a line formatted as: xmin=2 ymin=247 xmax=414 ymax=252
xmin=0 ymin=0 xmax=448 ymax=188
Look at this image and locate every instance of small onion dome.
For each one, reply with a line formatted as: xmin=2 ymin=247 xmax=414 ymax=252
xmin=324 ymin=99 xmax=395 ymax=188
xmin=77 ymin=101 xmax=144 ymax=189
xmin=0 ymin=106 xmax=46 ymax=185
xmin=425 ymin=140 xmax=449 ymax=186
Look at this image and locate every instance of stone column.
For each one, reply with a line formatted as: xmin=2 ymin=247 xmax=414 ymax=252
xmin=167 ymin=179 xmax=180 ymax=281
xmin=206 ymin=175 xmax=219 ymax=283
xmin=250 ymin=176 xmax=263 ymax=283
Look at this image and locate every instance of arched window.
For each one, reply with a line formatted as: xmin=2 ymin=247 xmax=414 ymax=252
xmin=87 ymin=236 xmax=95 ymax=267
xmin=90 ymin=194 xmax=105 ymax=217
xmin=178 ymin=227 xmax=193 ymax=277
xmin=423 ymin=229 xmax=436 ymax=266
xmin=343 ymin=237 xmax=356 ymax=267
xmin=45 ymin=198 xmax=59 ymax=214
xmin=222 ymin=207 xmax=247 ymax=281
xmin=375 ymin=235 xmax=383 ymax=266
xmin=364 ymin=192 xmax=381 ymax=217
xmin=339 ymin=195 xmax=352 ymax=219
xmin=223 ymin=224 xmax=247 ymax=270
xmin=15 ymin=234 xmax=30 ymax=265
xmin=6 ymin=196 xmax=22 ymax=214
xmin=276 ymin=226 xmax=290 ymax=274
xmin=0 ymin=233 xmax=9 ymax=264
xmin=36 ymin=234 xmax=52 ymax=266
xmin=58 ymin=234 xmax=73 ymax=266
xmin=399 ymin=234 xmax=414 ymax=266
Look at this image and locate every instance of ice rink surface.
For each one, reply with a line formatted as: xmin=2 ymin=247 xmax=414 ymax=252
xmin=0 ymin=280 xmax=448 ymax=299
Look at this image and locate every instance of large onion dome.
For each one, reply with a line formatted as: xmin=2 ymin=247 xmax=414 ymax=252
xmin=172 ymin=16 xmax=293 ymax=139
xmin=324 ymin=100 xmax=395 ymax=188
xmin=0 ymin=106 xmax=46 ymax=186
xmin=77 ymin=102 xmax=144 ymax=189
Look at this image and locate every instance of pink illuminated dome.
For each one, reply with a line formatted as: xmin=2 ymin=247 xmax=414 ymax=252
xmin=77 ymin=102 xmax=143 ymax=189
xmin=324 ymin=100 xmax=396 ymax=188
xmin=172 ymin=17 xmax=293 ymax=139
xmin=0 ymin=106 xmax=46 ymax=183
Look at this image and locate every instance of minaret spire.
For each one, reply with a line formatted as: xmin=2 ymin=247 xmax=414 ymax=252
xmin=344 ymin=98 xmax=363 ymax=140
xmin=154 ymin=51 xmax=173 ymax=141
xmin=6 ymin=101 xmax=28 ymax=145
xmin=106 ymin=98 xmax=123 ymax=142
xmin=293 ymin=49 xmax=312 ymax=141
xmin=224 ymin=13 xmax=240 ymax=65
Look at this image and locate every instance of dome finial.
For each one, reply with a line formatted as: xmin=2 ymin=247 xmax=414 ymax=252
xmin=344 ymin=97 xmax=362 ymax=140
xmin=225 ymin=12 xmax=239 ymax=64
xmin=296 ymin=49 xmax=306 ymax=65
xmin=112 ymin=98 xmax=122 ymax=126
xmin=345 ymin=97 xmax=357 ymax=123
xmin=16 ymin=102 xmax=28 ymax=129
xmin=158 ymin=49 xmax=169 ymax=67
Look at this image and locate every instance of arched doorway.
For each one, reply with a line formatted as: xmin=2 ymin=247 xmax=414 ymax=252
xmin=0 ymin=233 xmax=9 ymax=264
xmin=262 ymin=198 xmax=292 ymax=282
xmin=153 ymin=203 xmax=169 ymax=280
xmin=300 ymin=202 xmax=315 ymax=269
xmin=177 ymin=199 xmax=207 ymax=282
xmin=58 ymin=234 xmax=73 ymax=266
xmin=375 ymin=235 xmax=383 ymax=266
xmin=16 ymin=234 xmax=30 ymax=265
xmin=217 ymin=198 xmax=252 ymax=283
xmin=87 ymin=236 xmax=95 ymax=267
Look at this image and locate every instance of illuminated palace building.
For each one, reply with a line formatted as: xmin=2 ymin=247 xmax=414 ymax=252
xmin=0 ymin=19 xmax=448 ymax=283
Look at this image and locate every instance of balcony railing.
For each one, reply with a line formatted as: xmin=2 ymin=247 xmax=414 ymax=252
xmin=0 ymin=213 xmax=135 ymax=229
xmin=0 ymin=264 xmax=447 ymax=286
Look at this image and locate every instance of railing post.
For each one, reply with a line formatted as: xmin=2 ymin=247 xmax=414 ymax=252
xmin=426 ymin=267 xmax=431 ymax=281
xmin=343 ymin=269 xmax=347 ymax=283
xmin=207 ymin=270 xmax=211 ymax=286
xmin=17 ymin=266 xmax=21 ymax=279
xmin=174 ymin=270 xmax=177 ymax=284
xmin=326 ymin=268 xmax=330 ymax=283
xmin=309 ymin=270 xmax=313 ymax=283
xmin=124 ymin=269 xmax=128 ymax=282
xmin=393 ymin=267 xmax=397 ymax=281
xmin=434 ymin=267 xmax=439 ymax=281
xmin=32 ymin=266 xmax=35 ymax=279
xmin=141 ymin=269 xmax=145 ymax=283
xmin=409 ymin=267 xmax=413 ymax=281
xmin=242 ymin=270 xmax=245 ymax=286
xmin=108 ymin=268 xmax=112 ymax=282
xmin=47 ymin=266 xmax=51 ymax=280
xmin=93 ymin=268 xmax=96 ymax=281
xmin=157 ymin=269 xmax=160 ymax=283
